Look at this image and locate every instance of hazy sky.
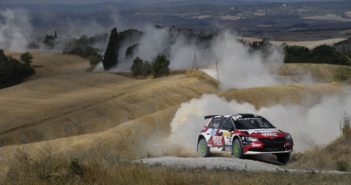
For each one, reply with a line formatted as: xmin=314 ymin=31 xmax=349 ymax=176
xmin=0 ymin=0 xmax=340 ymax=4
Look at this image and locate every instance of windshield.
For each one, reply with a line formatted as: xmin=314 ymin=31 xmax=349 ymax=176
xmin=234 ymin=117 xmax=275 ymax=129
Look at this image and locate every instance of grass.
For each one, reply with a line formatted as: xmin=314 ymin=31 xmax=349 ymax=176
xmin=334 ymin=67 xmax=351 ymax=82
xmin=3 ymin=148 xmax=351 ymax=185
xmin=279 ymin=63 xmax=351 ymax=82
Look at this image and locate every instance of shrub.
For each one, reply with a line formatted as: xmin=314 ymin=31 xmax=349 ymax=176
xmin=336 ymin=160 xmax=350 ymax=171
xmin=131 ymin=57 xmax=151 ymax=76
xmin=152 ymin=55 xmax=170 ymax=78
xmin=341 ymin=114 xmax=351 ymax=139
xmin=20 ymin=52 xmax=33 ymax=65
xmin=69 ymin=159 xmax=85 ymax=178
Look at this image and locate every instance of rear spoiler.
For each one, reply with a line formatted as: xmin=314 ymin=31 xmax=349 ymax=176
xmin=204 ymin=115 xmax=220 ymax=120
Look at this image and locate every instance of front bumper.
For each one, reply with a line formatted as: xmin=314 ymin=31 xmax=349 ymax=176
xmin=242 ymin=138 xmax=293 ymax=155
xmin=244 ymin=150 xmax=292 ymax=155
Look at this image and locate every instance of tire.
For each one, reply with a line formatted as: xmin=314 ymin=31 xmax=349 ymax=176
xmin=197 ymin=138 xmax=210 ymax=157
xmin=277 ymin=153 xmax=290 ymax=164
xmin=231 ymin=139 xmax=244 ymax=159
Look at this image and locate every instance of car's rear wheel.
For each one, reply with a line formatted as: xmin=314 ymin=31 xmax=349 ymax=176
xmin=197 ymin=138 xmax=210 ymax=157
xmin=231 ymin=139 xmax=244 ymax=159
xmin=276 ymin=153 xmax=290 ymax=164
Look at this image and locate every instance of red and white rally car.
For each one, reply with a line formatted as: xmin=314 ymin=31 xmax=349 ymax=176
xmin=197 ymin=114 xmax=294 ymax=163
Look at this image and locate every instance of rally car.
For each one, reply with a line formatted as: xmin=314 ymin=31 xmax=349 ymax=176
xmin=197 ymin=114 xmax=293 ymax=164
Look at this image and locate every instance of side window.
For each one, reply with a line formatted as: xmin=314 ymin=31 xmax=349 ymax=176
xmin=220 ymin=118 xmax=235 ymax=131
xmin=208 ymin=118 xmax=221 ymax=129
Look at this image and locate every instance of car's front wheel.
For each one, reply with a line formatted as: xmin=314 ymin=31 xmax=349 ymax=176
xmin=276 ymin=153 xmax=290 ymax=164
xmin=231 ymin=139 xmax=244 ymax=159
xmin=197 ymin=138 xmax=210 ymax=157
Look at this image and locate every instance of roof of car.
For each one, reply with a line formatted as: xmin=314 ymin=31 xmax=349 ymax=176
xmin=204 ymin=113 xmax=259 ymax=120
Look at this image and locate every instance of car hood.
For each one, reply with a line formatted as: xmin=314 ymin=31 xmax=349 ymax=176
xmin=239 ymin=129 xmax=287 ymax=138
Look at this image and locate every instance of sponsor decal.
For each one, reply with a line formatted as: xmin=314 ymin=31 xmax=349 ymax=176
xmin=223 ymin=131 xmax=231 ymax=137
xmin=251 ymin=143 xmax=262 ymax=147
xmin=245 ymin=129 xmax=278 ymax=134
xmin=212 ymin=136 xmax=223 ymax=146
xmin=261 ymin=133 xmax=278 ymax=137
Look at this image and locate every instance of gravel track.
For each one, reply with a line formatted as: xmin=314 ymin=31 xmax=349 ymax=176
xmin=137 ymin=157 xmax=350 ymax=174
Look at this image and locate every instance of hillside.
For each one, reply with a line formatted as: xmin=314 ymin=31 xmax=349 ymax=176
xmin=0 ymin=72 xmax=218 ymax=146
xmin=5 ymin=50 xmax=90 ymax=79
xmin=0 ymin=51 xmax=350 ymax=182
xmin=0 ymin=80 xmax=342 ymax=177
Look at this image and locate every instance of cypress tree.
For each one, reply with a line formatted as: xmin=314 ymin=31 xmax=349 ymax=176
xmin=103 ymin=27 xmax=119 ymax=70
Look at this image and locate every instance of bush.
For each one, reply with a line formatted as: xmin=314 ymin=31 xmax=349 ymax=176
xmin=69 ymin=159 xmax=85 ymax=178
xmin=0 ymin=50 xmax=35 ymax=89
xmin=131 ymin=57 xmax=151 ymax=76
xmin=336 ymin=160 xmax=350 ymax=171
xmin=152 ymin=55 xmax=170 ymax=78
xmin=20 ymin=52 xmax=33 ymax=65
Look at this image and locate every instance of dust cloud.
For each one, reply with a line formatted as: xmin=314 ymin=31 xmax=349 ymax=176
xmin=0 ymin=9 xmax=33 ymax=52
xmin=167 ymin=93 xmax=351 ymax=152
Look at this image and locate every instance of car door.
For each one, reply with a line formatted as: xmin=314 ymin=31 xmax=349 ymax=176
xmin=207 ymin=117 xmax=224 ymax=147
xmin=219 ymin=117 xmax=235 ymax=150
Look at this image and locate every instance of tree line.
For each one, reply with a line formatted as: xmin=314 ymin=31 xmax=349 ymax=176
xmin=0 ymin=50 xmax=35 ymax=89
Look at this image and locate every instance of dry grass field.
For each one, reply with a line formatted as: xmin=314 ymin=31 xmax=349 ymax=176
xmin=279 ymin=63 xmax=351 ymax=82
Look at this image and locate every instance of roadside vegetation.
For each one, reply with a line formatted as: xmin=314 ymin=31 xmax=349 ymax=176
xmin=0 ymin=50 xmax=35 ymax=89
xmin=3 ymin=148 xmax=351 ymax=185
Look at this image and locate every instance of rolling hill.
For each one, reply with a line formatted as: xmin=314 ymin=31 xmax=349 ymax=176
xmin=0 ymin=50 xmax=349 ymax=180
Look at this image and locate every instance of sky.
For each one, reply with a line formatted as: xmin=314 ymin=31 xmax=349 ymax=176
xmin=0 ymin=0 xmax=341 ymax=4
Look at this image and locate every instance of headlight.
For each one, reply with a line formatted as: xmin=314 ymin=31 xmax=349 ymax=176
xmin=242 ymin=136 xmax=259 ymax=142
xmin=284 ymin=134 xmax=292 ymax=142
